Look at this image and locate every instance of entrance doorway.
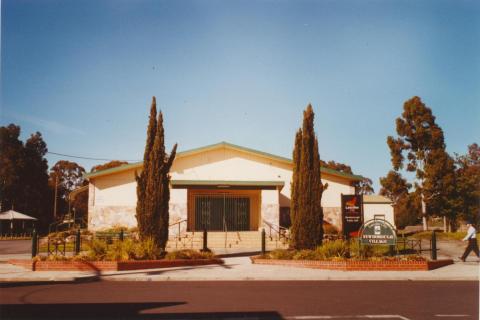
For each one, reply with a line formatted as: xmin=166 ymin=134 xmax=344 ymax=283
xmin=194 ymin=194 xmax=250 ymax=231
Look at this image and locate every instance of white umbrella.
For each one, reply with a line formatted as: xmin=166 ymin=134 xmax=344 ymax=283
xmin=0 ymin=210 xmax=38 ymax=221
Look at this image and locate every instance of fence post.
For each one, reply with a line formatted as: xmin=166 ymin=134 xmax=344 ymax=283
xmin=261 ymin=228 xmax=266 ymax=255
xmin=389 ymin=245 xmax=395 ymax=256
xmin=75 ymin=229 xmax=81 ymax=255
xmin=202 ymin=228 xmax=208 ymax=252
xmin=31 ymin=229 xmax=38 ymax=258
xmin=431 ymin=231 xmax=437 ymax=260
xmin=120 ymin=229 xmax=124 ymax=241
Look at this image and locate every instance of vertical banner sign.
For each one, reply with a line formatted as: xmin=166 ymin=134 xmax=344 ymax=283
xmin=341 ymin=194 xmax=363 ymax=238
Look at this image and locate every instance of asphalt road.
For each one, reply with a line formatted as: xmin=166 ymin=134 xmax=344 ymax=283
xmin=0 ymin=281 xmax=478 ymax=319
xmin=0 ymin=240 xmax=31 ymax=255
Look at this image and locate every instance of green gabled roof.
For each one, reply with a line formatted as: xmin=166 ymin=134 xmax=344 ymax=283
xmin=85 ymin=161 xmax=143 ymax=179
xmin=84 ymin=141 xmax=364 ymax=181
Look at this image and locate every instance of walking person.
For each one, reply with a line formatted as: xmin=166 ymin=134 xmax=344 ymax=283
xmin=459 ymin=221 xmax=479 ymax=262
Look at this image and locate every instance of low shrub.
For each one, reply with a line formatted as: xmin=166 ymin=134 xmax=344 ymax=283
xmin=292 ymin=250 xmax=317 ymax=260
xmin=83 ymin=237 xmax=163 ymax=261
xmin=268 ymin=249 xmax=296 ymax=260
xmin=80 ymin=229 xmax=93 ymax=236
xmin=101 ymin=225 xmax=129 ymax=233
xmin=165 ymin=249 xmax=214 ymax=260
xmin=86 ymin=238 xmax=109 ymax=261
xmin=261 ymin=240 xmax=409 ymax=261
xmin=134 ymin=237 xmax=163 ymax=260
xmin=315 ymin=240 xmax=349 ymax=259
xmin=398 ymin=254 xmax=426 ymax=261
xmin=106 ymin=239 xmax=136 ymax=261
xmin=349 ymin=241 xmax=371 ymax=259
xmin=323 ymin=223 xmax=339 ymax=235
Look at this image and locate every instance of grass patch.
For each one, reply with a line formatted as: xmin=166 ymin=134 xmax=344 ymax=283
xmin=408 ymin=231 xmax=480 ymax=241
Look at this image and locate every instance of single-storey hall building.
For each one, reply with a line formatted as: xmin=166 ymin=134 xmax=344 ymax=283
xmin=85 ymin=142 xmax=393 ymax=237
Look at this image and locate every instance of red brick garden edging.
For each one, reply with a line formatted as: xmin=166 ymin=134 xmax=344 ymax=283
xmin=9 ymin=258 xmax=224 ymax=272
xmin=250 ymin=256 xmax=453 ymax=271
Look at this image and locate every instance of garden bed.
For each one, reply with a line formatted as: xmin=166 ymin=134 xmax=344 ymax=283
xmin=9 ymin=258 xmax=224 ymax=271
xmin=250 ymin=256 xmax=453 ymax=271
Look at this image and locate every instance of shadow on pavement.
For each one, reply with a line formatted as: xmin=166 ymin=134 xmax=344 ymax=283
xmin=97 ymin=263 xmax=238 ymax=278
xmin=1 ymin=302 xmax=184 ymax=319
xmin=0 ymin=281 xmax=95 ymax=288
xmin=0 ymin=304 xmax=284 ymax=319
xmin=215 ymin=251 xmax=260 ymax=258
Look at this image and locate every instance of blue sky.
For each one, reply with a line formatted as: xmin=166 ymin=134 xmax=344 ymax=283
xmin=1 ymin=0 xmax=479 ymax=191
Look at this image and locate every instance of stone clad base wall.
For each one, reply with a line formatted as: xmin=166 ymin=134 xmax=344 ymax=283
xmin=89 ymin=206 xmax=137 ymax=231
xmin=88 ymin=203 xmax=188 ymax=232
xmin=88 ymin=204 xmax=343 ymax=234
xmin=261 ymin=204 xmax=280 ymax=229
xmin=323 ymin=207 xmax=342 ymax=231
xmin=169 ymin=203 xmax=188 ymax=236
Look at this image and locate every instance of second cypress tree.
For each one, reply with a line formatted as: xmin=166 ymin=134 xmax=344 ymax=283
xmin=290 ymin=104 xmax=324 ymax=249
xmin=136 ymin=97 xmax=177 ymax=250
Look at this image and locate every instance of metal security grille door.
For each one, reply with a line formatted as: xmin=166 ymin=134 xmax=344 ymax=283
xmin=194 ymin=194 xmax=250 ymax=231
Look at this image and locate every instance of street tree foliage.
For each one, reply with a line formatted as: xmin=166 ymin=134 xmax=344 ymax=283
xmin=395 ymin=191 xmax=422 ymax=229
xmin=290 ymin=104 xmax=324 ymax=250
xmin=320 ymin=160 xmax=352 ymax=174
xmin=320 ymin=160 xmax=374 ymax=195
xmin=455 ymin=143 xmax=480 ymax=225
xmin=49 ymin=160 xmax=86 ymax=218
xmin=71 ymin=186 xmax=88 ymax=224
xmin=353 ymin=178 xmax=375 ymax=195
xmin=0 ymin=124 xmax=51 ymax=232
xmin=91 ymin=160 xmax=129 ymax=173
xmin=379 ymin=171 xmax=420 ymax=228
xmin=379 ymin=171 xmax=411 ymax=205
xmin=386 ymin=96 xmax=457 ymax=227
xmin=136 ymin=97 xmax=177 ymax=251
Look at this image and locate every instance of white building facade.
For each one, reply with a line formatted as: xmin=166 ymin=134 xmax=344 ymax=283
xmin=85 ymin=142 xmax=393 ymax=235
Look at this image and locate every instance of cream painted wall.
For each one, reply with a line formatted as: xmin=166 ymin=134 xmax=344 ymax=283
xmin=170 ymin=148 xmax=289 ymax=183
xmin=88 ymin=146 xmax=357 ymax=230
xmin=320 ymin=177 xmax=356 ymax=207
xmin=93 ymin=170 xmax=137 ymax=206
xmin=170 ymin=147 xmax=355 ymax=208
xmin=364 ymin=203 xmax=395 ymax=228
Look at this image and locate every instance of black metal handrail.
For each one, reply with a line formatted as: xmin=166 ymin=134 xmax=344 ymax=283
xmin=168 ymin=219 xmax=188 ymax=242
xmin=48 ymin=217 xmax=85 ymax=234
xmin=262 ymin=219 xmax=290 ymax=242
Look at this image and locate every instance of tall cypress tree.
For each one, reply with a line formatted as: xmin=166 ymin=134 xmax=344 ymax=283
xmin=290 ymin=105 xmax=324 ymax=249
xmin=136 ymin=98 xmax=157 ymax=238
xmin=290 ymin=130 xmax=302 ymax=241
xmin=136 ymin=97 xmax=177 ymax=250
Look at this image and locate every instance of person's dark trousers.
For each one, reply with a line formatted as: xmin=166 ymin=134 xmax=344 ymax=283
xmin=461 ymin=238 xmax=480 ymax=261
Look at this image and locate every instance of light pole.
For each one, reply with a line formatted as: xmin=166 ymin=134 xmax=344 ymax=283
xmin=421 ymin=192 xmax=438 ymax=231
xmin=421 ymin=193 xmax=427 ymax=231
xmin=53 ymin=174 xmax=59 ymax=220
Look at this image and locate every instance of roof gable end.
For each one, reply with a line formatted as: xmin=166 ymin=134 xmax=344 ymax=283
xmin=85 ymin=141 xmax=364 ymax=181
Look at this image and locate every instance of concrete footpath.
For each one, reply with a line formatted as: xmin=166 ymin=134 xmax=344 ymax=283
xmin=0 ymin=239 xmax=478 ymax=283
xmin=0 ymin=255 xmax=478 ymax=283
